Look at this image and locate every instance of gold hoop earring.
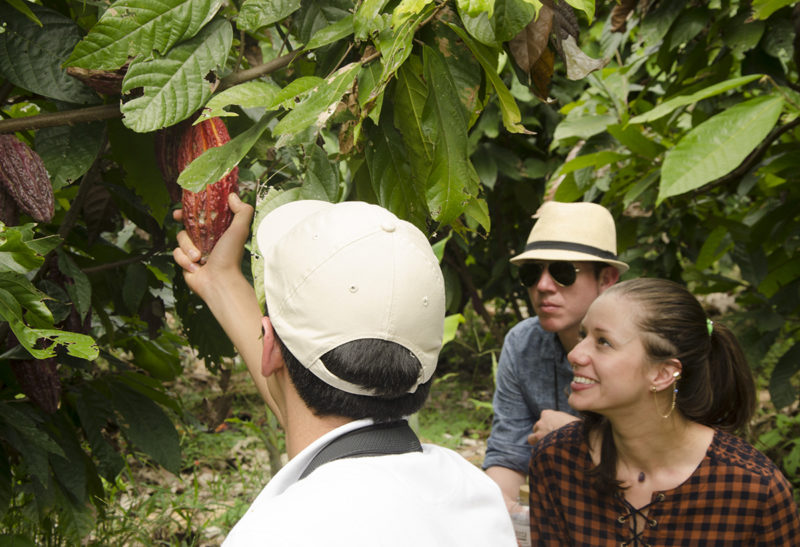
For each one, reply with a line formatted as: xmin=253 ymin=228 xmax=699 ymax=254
xmin=654 ymin=372 xmax=680 ymax=419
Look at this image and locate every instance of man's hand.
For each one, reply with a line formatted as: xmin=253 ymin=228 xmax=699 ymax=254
xmin=172 ymin=193 xmax=254 ymax=302
xmin=527 ymin=409 xmax=580 ymax=444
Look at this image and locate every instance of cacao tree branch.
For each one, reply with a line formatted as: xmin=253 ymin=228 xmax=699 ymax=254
xmin=444 ymin=245 xmax=506 ymax=348
xmin=0 ymin=51 xmax=305 ymax=134
xmin=0 ymin=104 xmax=122 ymax=134
xmin=82 ymin=250 xmax=159 ymax=274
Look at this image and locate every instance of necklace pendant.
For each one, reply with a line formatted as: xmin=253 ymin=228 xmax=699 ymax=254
xmin=638 ymin=471 xmax=645 ymax=483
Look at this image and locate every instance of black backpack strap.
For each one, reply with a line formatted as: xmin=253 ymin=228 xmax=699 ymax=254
xmin=299 ymin=420 xmax=422 ymax=480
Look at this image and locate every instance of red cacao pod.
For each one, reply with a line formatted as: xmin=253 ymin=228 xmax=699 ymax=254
xmin=0 ymin=134 xmax=55 ymax=223
xmin=154 ymin=119 xmax=193 ymax=202
xmin=177 ymin=118 xmax=239 ymax=262
xmin=9 ymin=358 xmax=61 ymax=414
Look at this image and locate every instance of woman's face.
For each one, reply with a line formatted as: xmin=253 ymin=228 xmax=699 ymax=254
xmin=566 ymin=293 xmax=653 ymax=416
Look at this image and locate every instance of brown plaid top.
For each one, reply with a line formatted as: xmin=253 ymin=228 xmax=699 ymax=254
xmin=528 ymin=421 xmax=800 ymax=546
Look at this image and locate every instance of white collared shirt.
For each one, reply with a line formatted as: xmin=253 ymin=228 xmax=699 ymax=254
xmin=223 ymin=419 xmax=516 ymax=546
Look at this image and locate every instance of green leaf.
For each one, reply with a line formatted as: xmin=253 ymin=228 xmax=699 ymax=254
xmin=365 ymin=122 xmax=428 ymax=230
xmin=456 ymin=0 xmax=496 ymax=18
xmin=305 ymin=14 xmax=355 ymax=50
xmin=109 ymin=382 xmax=181 ymax=473
xmin=4 ymin=0 xmax=42 ymax=26
xmin=750 ymin=0 xmax=797 ymax=20
xmin=198 ymin=81 xmax=282 ymax=121
xmin=178 ymin=115 xmax=270 ymax=193
xmin=107 ymin=119 xmax=171 ymax=224
xmin=464 ymin=196 xmax=491 ymax=233
xmin=770 ymin=343 xmax=800 ymax=409
xmin=57 ymin=251 xmax=91 ymax=321
xmin=658 ymin=94 xmax=784 ymax=203
xmin=0 ymin=3 xmax=99 ymax=104
xmin=35 ymin=122 xmax=105 ymax=191
xmin=553 ymin=114 xmax=617 ymax=144
xmin=394 ymin=56 xmax=433 ymax=186
xmin=607 ymin=124 xmax=665 ymax=159
xmin=65 ymin=0 xmax=224 ymax=70
xmin=0 ymin=225 xmax=55 ymax=274
xmin=237 ymin=0 xmax=301 ymax=33
xmin=442 ymin=313 xmax=465 ymax=346
xmin=392 ymin=0 xmax=435 ymax=25
xmin=73 ymin=385 xmax=124 ymax=480
xmin=0 ymin=272 xmax=53 ymax=328
xmin=695 ymin=225 xmax=732 ymax=271
xmin=273 ymin=62 xmax=360 ymax=144
xmin=48 ymin=414 xmax=89 ymax=504
xmin=629 ymin=75 xmax=763 ymax=124
xmin=421 ymin=46 xmax=480 ymax=226
xmin=120 ymin=18 xmax=234 ymax=133
xmin=355 ymin=0 xmax=389 ymax=41
xmin=122 ymin=263 xmax=148 ymax=314
xmin=300 ymin=145 xmax=340 ymax=202
xmin=551 ymin=151 xmax=627 ymax=180
xmin=460 ymin=0 xmax=536 ymax=46
xmin=447 ymin=23 xmax=530 ymax=134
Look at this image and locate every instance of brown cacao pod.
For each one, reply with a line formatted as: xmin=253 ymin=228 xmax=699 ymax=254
xmin=0 ymin=134 xmax=55 ymax=223
xmin=0 ymin=183 xmax=19 ymax=226
xmin=177 ymin=118 xmax=239 ymax=262
xmin=9 ymin=358 xmax=61 ymax=414
xmin=65 ymin=63 xmax=128 ymax=96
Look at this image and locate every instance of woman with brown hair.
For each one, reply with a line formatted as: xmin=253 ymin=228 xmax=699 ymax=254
xmin=528 ymin=278 xmax=800 ymax=545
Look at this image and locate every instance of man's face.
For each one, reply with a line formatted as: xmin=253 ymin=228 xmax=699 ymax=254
xmin=524 ymin=261 xmax=609 ymax=336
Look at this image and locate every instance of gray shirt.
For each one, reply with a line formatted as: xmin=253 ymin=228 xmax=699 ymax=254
xmin=483 ymin=317 xmax=580 ymax=473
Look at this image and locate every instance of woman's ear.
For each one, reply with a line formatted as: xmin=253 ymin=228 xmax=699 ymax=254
xmin=651 ymin=358 xmax=682 ymax=391
xmin=260 ymin=316 xmax=283 ymax=377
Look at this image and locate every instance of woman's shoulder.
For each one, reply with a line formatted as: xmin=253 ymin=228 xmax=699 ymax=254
xmin=532 ymin=420 xmax=584 ymax=456
xmin=710 ymin=429 xmax=788 ymax=481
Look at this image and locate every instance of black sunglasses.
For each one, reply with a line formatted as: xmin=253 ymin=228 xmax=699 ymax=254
xmin=519 ymin=261 xmax=581 ymax=288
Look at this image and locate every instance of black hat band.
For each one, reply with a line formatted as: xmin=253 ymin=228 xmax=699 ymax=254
xmin=524 ymin=240 xmax=619 ymax=261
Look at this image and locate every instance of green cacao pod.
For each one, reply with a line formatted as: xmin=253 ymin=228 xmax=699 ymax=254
xmin=177 ymin=118 xmax=239 ymax=262
xmin=0 ymin=134 xmax=55 ymax=223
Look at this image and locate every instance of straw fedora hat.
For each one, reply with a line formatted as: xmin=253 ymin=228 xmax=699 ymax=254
xmin=509 ymin=201 xmax=629 ymax=273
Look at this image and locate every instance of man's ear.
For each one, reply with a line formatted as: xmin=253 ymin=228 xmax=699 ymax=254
xmin=260 ymin=316 xmax=283 ymax=378
xmin=598 ymin=265 xmax=620 ymax=292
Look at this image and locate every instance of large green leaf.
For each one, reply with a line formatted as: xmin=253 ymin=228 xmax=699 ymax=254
xmin=300 ymin=145 xmax=340 ymax=202
xmin=0 ymin=404 xmax=64 ymax=488
xmin=65 ymin=0 xmax=224 ymax=70
xmin=0 ymin=3 xmax=98 ymax=104
xmin=460 ymin=0 xmax=535 ymax=47
xmin=365 ymin=122 xmax=428 ymax=230
xmin=0 ymin=225 xmax=58 ymax=274
xmin=272 ymin=62 xmax=361 ymax=145
xmin=198 ymin=81 xmax=282 ymax=121
xmin=629 ymin=75 xmax=763 ymax=124
xmin=394 ymin=55 xmax=433 ymax=193
xmin=35 ymin=122 xmax=105 ymax=191
xmin=178 ymin=115 xmax=271 ymax=193
xmin=553 ymin=114 xmax=617 ymax=144
xmin=751 ymin=0 xmax=797 ymax=20
xmin=57 ymin=251 xmax=91 ymax=321
xmin=354 ymin=0 xmax=389 ymax=41
xmin=72 ymin=385 xmax=125 ymax=480
xmin=120 ymin=18 xmax=233 ymax=132
xmin=305 ymin=14 xmax=355 ymax=50
xmin=237 ymin=0 xmax=301 ymax=33
xmin=109 ymin=381 xmax=181 ymax=474
xmin=769 ymin=343 xmax=800 ymax=409
xmin=0 ymin=272 xmax=53 ymax=328
xmin=447 ymin=23 xmax=529 ymax=134
xmin=658 ymin=94 xmax=784 ymax=203
xmin=107 ymin=119 xmax=171 ymax=224
xmin=421 ymin=46 xmax=480 ymax=226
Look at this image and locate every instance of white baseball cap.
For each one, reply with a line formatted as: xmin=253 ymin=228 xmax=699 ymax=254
xmin=256 ymin=200 xmax=446 ymax=396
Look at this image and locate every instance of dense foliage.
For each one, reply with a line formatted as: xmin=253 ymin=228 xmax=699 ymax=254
xmin=0 ymin=0 xmax=798 ymax=542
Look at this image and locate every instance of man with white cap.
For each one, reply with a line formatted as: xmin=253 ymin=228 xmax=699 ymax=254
xmin=173 ymin=194 xmax=516 ymax=546
xmin=483 ymin=201 xmax=628 ymax=506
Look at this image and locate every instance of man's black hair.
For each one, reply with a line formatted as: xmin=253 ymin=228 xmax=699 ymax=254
xmin=275 ymin=334 xmax=432 ymax=422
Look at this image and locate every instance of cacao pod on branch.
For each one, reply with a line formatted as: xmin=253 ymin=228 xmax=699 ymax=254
xmin=176 ymin=117 xmax=239 ymax=262
xmin=0 ymin=134 xmax=55 ymax=223
xmin=9 ymin=358 xmax=62 ymax=414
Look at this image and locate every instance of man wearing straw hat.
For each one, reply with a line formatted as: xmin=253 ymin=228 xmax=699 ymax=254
xmin=174 ymin=195 xmax=516 ymax=546
xmin=483 ymin=201 xmax=629 ymax=506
